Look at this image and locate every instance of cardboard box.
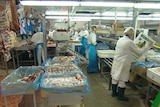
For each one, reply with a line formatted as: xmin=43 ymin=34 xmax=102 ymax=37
xmin=132 ymin=65 xmax=147 ymax=75
xmin=129 ymin=71 xmax=137 ymax=83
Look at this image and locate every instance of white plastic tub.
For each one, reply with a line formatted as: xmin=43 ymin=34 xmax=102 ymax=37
xmin=147 ymin=67 xmax=160 ymax=85
xmin=97 ymin=50 xmax=115 ymax=58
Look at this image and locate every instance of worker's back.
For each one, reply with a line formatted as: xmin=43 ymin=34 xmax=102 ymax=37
xmin=31 ymin=32 xmax=43 ymax=44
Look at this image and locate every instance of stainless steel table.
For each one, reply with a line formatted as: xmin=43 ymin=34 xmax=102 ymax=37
xmin=15 ymin=45 xmax=36 ymax=67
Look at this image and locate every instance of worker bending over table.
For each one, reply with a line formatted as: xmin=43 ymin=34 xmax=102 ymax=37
xmin=29 ymin=28 xmax=46 ymax=66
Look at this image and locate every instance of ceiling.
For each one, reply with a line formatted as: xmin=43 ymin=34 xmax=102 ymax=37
xmin=18 ymin=0 xmax=160 ymax=28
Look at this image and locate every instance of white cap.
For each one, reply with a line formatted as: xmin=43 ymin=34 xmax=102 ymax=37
xmin=124 ymin=27 xmax=134 ymax=33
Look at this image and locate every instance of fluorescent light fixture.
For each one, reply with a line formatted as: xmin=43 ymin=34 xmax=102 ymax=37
xmin=20 ymin=1 xmax=160 ymax=10
xmin=149 ymin=13 xmax=160 ymax=17
xmin=46 ymin=16 xmax=160 ymax=21
xmin=95 ymin=11 xmax=133 ymax=17
xmin=46 ymin=16 xmax=132 ymax=20
xmin=46 ymin=16 xmax=68 ymax=19
xmin=20 ymin=1 xmax=80 ymax=6
xmin=45 ymin=16 xmax=91 ymax=21
xmin=46 ymin=11 xmax=68 ymax=15
xmin=81 ymin=2 xmax=134 ymax=7
xmin=138 ymin=17 xmax=160 ymax=20
xmin=135 ymin=3 xmax=160 ymax=9
xmin=70 ymin=18 xmax=91 ymax=21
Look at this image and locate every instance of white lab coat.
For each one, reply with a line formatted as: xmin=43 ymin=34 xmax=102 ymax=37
xmin=111 ymin=35 xmax=151 ymax=82
xmin=31 ymin=32 xmax=44 ymax=65
xmin=79 ymin=30 xmax=89 ymax=38
xmin=48 ymin=30 xmax=55 ymax=40
xmin=72 ymin=31 xmax=79 ymax=40
xmin=87 ymin=32 xmax=97 ymax=45
xmin=86 ymin=32 xmax=97 ymax=59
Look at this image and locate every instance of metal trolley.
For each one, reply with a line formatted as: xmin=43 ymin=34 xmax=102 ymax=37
xmin=45 ymin=92 xmax=85 ymax=107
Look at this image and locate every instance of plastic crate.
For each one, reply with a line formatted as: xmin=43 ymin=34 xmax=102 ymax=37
xmin=1 ymin=66 xmax=43 ymax=96
xmin=40 ymin=72 xmax=90 ymax=94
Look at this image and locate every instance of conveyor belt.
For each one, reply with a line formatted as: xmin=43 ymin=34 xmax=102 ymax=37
xmin=67 ymin=47 xmax=87 ymax=63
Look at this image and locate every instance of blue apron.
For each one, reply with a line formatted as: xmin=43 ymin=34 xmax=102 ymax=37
xmin=79 ymin=37 xmax=88 ymax=57
xmin=87 ymin=44 xmax=99 ymax=73
xmin=35 ymin=43 xmax=44 ymax=65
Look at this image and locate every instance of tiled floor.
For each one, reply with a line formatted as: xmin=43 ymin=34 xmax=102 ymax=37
xmin=0 ymin=64 xmax=148 ymax=107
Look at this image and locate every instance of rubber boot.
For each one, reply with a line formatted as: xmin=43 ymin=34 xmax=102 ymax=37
xmin=117 ymin=87 xmax=129 ymax=101
xmin=111 ymin=84 xmax=118 ymax=97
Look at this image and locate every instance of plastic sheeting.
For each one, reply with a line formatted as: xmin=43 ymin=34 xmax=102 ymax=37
xmin=1 ymin=66 xmax=43 ymax=96
xmin=96 ymin=42 xmax=110 ymax=50
xmin=134 ymin=61 xmax=160 ymax=68
xmin=43 ymin=57 xmax=81 ymax=75
xmin=42 ymin=56 xmax=79 ymax=67
xmin=40 ymin=72 xmax=90 ymax=94
xmin=87 ymin=44 xmax=99 ymax=72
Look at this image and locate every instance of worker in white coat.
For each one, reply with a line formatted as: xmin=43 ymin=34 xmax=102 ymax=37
xmin=71 ymin=29 xmax=79 ymax=40
xmin=30 ymin=28 xmax=44 ymax=66
xmin=87 ymin=26 xmax=99 ymax=73
xmin=79 ymin=27 xmax=89 ymax=57
xmin=111 ymin=27 xmax=153 ymax=101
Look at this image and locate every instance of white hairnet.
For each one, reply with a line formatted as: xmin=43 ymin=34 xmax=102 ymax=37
xmin=124 ymin=27 xmax=134 ymax=33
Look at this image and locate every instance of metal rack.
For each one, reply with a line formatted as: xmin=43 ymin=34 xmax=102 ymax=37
xmin=99 ymin=58 xmax=113 ymax=90
xmin=145 ymin=81 xmax=160 ymax=107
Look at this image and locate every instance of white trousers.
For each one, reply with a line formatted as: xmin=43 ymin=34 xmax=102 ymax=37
xmin=37 ymin=45 xmax=44 ymax=66
xmin=112 ymin=79 xmax=126 ymax=88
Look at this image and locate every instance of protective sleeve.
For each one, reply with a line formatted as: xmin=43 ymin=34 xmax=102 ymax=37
xmin=129 ymin=40 xmax=151 ymax=56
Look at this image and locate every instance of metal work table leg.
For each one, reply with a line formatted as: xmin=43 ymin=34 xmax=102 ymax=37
xmin=4 ymin=96 xmax=8 ymax=107
xmin=145 ymin=82 xmax=151 ymax=107
xmin=11 ymin=51 xmax=16 ymax=69
xmin=33 ymin=49 xmax=37 ymax=66
xmin=16 ymin=51 xmax=19 ymax=67
xmin=100 ymin=58 xmax=104 ymax=78
xmin=33 ymin=92 xmax=37 ymax=107
xmin=4 ymin=61 xmax=8 ymax=75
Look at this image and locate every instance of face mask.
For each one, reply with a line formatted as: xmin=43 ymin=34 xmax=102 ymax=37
xmin=94 ymin=28 xmax=97 ymax=32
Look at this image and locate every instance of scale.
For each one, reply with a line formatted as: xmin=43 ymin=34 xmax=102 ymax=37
xmin=53 ymin=22 xmax=71 ymax=56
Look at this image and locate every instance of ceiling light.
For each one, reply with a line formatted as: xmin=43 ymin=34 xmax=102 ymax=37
xmin=46 ymin=11 xmax=68 ymax=15
xmin=46 ymin=16 xmax=132 ymax=20
xmin=149 ymin=13 xmax=160 ymax=17
xmin=81 ymin=2 xmax=134 ymax=7
xmin=70 ymin=18 xmax=91 ymax=21
xmin=135 ymin=3 xmax=160 ymax=9
xmin=98 ymin=11 xmax=133 ymax=17
xmin=45 ymin=16 xmax=68 ymax=19
xmin=20 ymin=1 xmax=80 ymax=6
xmin=138 ymin=17 xmax=160 ymax=20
